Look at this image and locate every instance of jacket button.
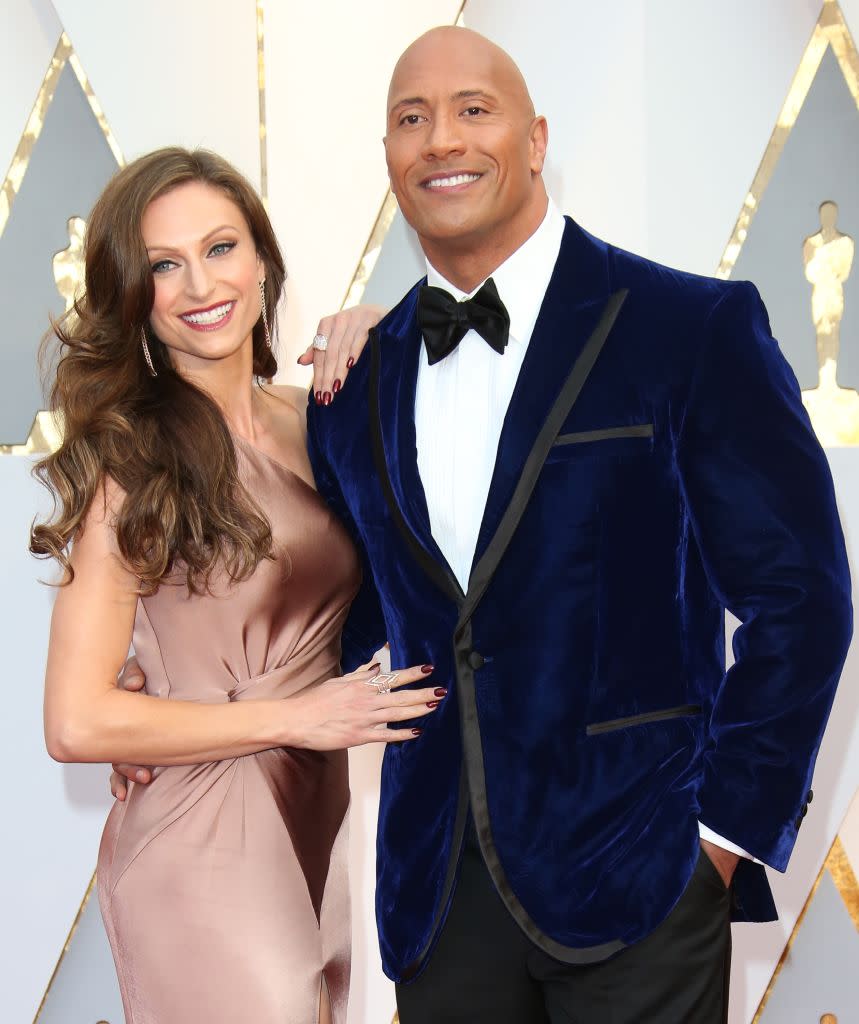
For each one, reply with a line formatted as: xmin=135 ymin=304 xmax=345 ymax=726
xmin=467 ymin=650 xmax=485 ymax=670
xmin=807 ymin=789 xmax=814 ymax=803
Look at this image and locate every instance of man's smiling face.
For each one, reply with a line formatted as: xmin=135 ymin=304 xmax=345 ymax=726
xmin=383 ymin=28 xmax=547 ymax=265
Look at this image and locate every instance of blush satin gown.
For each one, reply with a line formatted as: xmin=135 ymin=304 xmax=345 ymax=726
xmin=97 ymin=435 xmax=361 ymax=1024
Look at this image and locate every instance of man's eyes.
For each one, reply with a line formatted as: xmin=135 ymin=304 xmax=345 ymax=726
xmin=398 ymin=106 xmax=487 ymax=127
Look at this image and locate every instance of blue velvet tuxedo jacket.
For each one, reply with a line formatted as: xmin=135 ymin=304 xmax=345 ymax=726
xmin=306 ymin=217 xmax=852 ymax=983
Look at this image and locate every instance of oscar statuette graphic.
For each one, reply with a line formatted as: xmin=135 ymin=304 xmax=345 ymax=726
xmin=801 ymin=201 xmax=859 ymax=444
xmin=52 ymin=215 xmax=86 ymax=313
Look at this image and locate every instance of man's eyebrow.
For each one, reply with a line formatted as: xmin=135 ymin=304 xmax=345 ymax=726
xmin=389 ymin=96 xmax=425 ymax=115
xmin=145 ymin=224 xmax=237 ymax=254
xmin=451 ymin=89 xmax=495 ymax=102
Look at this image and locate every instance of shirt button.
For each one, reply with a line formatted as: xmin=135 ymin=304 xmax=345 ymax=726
xmin=467 ymin=651 xmax=485 ymax=670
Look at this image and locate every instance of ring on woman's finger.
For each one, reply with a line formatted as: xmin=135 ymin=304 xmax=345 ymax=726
xmin=364 ymin=671 xmax=398 ymax=695
xmin=312 ymin=333 xmax=328 ymax=351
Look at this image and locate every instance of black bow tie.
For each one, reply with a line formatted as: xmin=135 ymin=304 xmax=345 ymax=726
xmin=417 ymin=277 xmax=511 ymax=366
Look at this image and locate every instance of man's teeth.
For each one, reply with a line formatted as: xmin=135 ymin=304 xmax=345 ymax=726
xmin=426 ymin=173 xmax=481 ymax=189
xmin=182 ymin=302 xmax=233 ymax=325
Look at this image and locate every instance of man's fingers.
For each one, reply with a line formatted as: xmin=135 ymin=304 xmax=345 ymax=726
xmin=118 ymin=655 xmax=145 ymax=692
xmin=110 ymin=772 xmax=127 ymax=801
xmin=113 ymin=763 xmax=152 ymax=784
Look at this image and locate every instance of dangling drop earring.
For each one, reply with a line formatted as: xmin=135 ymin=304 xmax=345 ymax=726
xmin=141 ymin=327 xmax=157 ymax=377
xmin=259 ymin=280 xmax=272 ymax=348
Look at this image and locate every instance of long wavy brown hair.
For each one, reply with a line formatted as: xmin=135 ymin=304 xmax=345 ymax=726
xmin=30 ymin=147 xmax=286 ymax=594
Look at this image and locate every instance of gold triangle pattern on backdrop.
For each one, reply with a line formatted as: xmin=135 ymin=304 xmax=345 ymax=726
xmin=0 ymin=30 xmax=123 ymax=457
xmin=751 ymin=792 xmax=859 ymax=1022
xmin=717 ymin=0 xmax=859 ymax=446
xmin=342 ymin=0 xmax=469 ymax=312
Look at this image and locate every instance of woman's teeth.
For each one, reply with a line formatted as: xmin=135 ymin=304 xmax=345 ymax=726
xmin=182 ymin=302 xmax=234 ymax=325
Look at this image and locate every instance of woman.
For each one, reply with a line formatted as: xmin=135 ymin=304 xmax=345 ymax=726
xmin=30 ymin=147 xmax=440 ymax=1024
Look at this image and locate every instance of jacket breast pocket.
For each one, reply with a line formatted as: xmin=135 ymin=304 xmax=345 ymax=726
xmin=546 ymin=423 xmax=654 ymax=462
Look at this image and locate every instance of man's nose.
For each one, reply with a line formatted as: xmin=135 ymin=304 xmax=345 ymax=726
xmin=421 ymin=112 xmax=465 ymax=161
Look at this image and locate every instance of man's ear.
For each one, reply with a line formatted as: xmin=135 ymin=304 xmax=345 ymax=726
xmin=529 ymin=116 xmax=549 ymax=174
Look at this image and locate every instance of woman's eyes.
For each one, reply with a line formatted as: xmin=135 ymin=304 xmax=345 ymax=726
xmin=208 ymin=241 xmax=236 ymax=258
xmin=150 ymin=241 xmax=236 ymax=274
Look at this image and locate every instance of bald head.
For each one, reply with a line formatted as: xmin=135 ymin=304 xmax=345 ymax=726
xmin=388 ymin=26 xmax=535 ymax=123
xmin=382 ymin=25 xmax=548 ymax=291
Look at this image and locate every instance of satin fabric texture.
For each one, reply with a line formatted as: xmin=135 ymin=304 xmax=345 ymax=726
xmin=97 ymin=436 xmax=361 ymax=1024
xmin=307 ymin=217 xmax=852 ymax=981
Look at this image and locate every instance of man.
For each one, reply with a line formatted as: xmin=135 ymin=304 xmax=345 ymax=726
xmin=117 ymin=26 xmax=851 ymax=1023
xmin=306 ymin=26 xmax=851 ymax=1023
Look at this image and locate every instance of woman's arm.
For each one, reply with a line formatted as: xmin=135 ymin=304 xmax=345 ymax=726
xmin=44 ymin=480 xmax=293 ymax=765
xmin=44 ymin=480 xmax=438 ymax=766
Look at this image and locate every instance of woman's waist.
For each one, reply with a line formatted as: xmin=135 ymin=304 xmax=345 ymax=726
xmin=142 ymin=651 xmax=343 ymax=703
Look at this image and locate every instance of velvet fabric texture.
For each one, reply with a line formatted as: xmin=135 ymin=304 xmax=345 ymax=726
xmin=306 ymin=218 xmax=852 ymax=983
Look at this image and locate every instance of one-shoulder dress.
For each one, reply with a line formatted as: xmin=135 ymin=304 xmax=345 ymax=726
xmin=97 ymin=435 xmax=361 ymax=1024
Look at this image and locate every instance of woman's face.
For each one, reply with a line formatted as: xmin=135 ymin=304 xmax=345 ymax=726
xmin=142 ymin=180 xmax=264 ymax=374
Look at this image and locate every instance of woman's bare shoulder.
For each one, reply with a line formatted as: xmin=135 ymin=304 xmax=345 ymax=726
xmin=265 ymin=383 xmax=309 ymax=415
xmin=262 ymin=383 xmax=309 ymax=442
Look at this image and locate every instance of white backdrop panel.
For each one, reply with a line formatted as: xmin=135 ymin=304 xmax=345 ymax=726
xmin=3 ymin=3 xmax=858 ymax=1022
xmin=0 ymin=0 xmax=61 ymax=188
xmin=0 ymin=461 xmax=116 ymax=1023
xmin=265 ymin=0 xmax=464 ymax=383
xmin=50 ymin=0 xmax=262 ymax=185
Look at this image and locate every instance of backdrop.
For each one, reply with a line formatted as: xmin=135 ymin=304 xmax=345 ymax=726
xmin=1 ymin=2 xmax=857 ymax=1022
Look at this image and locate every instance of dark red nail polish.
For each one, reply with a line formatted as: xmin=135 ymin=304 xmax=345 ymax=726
xmin=315 ymin=391 xmax=322 ymax=405
xmin=433 ymin=687 xmax=447 ymax=698
xmin=347 ymin=357 xmax=355 ymax=369
xmin=421 ymin=664 xmax=434 ymax=674
xmin=411 ymin=728 xmax=423 ymax=736
xmin=368 ymin=662 xmax=381 ymax=673
xmin=427 ymin=700 xmax=440 ymax=708
xmin=322 ymin=391 xmax=332 ymax=406
xmin=332 ymin=379 xmax=341 ymax=393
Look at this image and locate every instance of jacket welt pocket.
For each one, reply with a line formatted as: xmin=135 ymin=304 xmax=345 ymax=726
xmin=586 ymin=703 xmax=702 ymax=736
xmin=553 ymin=424 xmax=654 ymax=447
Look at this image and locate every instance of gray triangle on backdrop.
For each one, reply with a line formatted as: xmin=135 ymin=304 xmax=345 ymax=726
xmin=757 ymin=870 xmax=859 ymax=1023
xmin=36 ymin=880 xmax=123 ymax=1023
xmin=733 ymin=47 xmax=859 ymax=392
xmin=0 ymin=60 xmax=119 ymax=444
xmin=359 ymin=206 xmax=427 ymax=309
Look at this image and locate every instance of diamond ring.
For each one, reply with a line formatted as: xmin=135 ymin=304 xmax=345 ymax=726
xmin=365 ymin=671 xmax=398 ymax=695
xmin=312 ymin=333 xmax=328 ymax=351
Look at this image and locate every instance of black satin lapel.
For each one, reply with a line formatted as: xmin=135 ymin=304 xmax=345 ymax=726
xmin=471 ymin=219 xmax=612 ymax=571
xmin=369 ymin=327 xmax=463 ymax=605
xmin=463 ymin=289 xmax=629 ymax=622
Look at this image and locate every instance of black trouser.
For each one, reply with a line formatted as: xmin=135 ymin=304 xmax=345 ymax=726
xmin=395 ymin=828 xmax=732 ymax=1024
